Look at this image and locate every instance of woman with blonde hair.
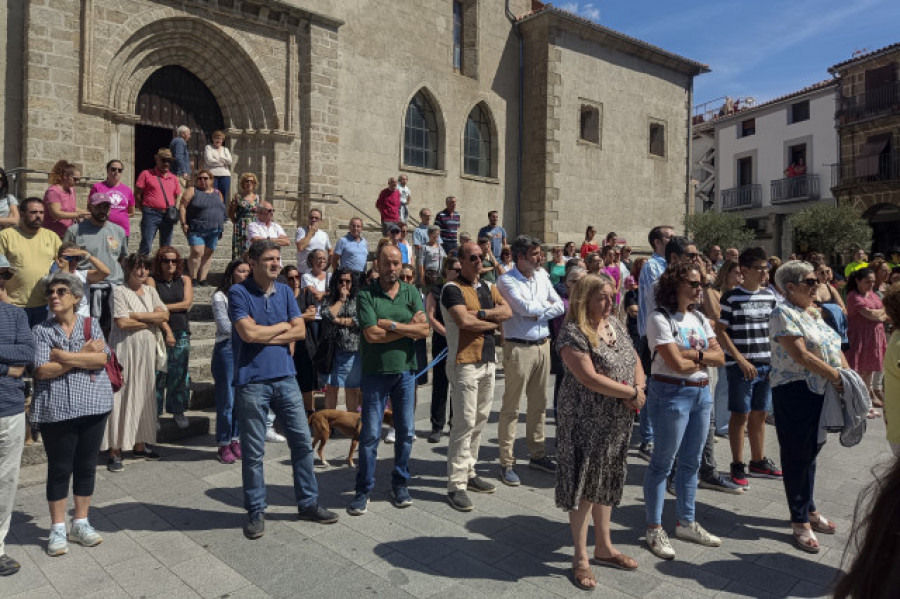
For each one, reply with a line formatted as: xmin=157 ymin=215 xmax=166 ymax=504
xmin=44 ymin=160 xmax=90 ymax=239
xmin=228 ymin=172 xmax=260 ymax=259
xmin=555 ymin=273 xmax=645 ymax=589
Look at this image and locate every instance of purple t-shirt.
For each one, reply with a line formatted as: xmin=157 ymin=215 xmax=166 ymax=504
xmin=89 ymin=181 xmax=135 ymax=236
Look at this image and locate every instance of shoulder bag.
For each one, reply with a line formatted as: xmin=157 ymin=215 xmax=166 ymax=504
xmin=158 ymin=175 xmax=180 ymax=224
xmin=83 ymin=317 xmax=124 ymax=392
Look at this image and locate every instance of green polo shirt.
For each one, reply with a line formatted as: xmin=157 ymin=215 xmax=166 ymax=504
xmin=357 ymin=281 xmax=424 ymax=375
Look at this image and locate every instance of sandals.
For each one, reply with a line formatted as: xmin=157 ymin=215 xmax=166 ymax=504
xmin=809 ymin=514 xmax=837 ymax=534
xmin=572 ymin=564 xmax=596 ymax=591
xmin=792 ymin=525 xmax=820 ymax=554
xmin=592 ymin=553 xmax=638 ymax=571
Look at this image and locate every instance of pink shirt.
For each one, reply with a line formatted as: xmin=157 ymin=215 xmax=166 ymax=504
xmin=43 ymin=184 xmax=77 ymax=239
xmin=89 ymin=181 xmax=135 ymax=236
xmin=135 ymin=168 xmax=182 ymax=212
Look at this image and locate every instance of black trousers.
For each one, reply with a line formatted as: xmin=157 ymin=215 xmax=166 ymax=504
xmin=41 ymin=412 xmax=109 ymax=502
xmin=430 ymin=333 xmax=450 ymax=431
xmin=772 ymin=380 xmax=824 ymax=523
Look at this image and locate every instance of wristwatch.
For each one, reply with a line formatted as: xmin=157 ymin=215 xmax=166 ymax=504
xmin=697 ymin=350 xmax=704 ymax=364
xmin=477 ymin=309 xmax=486 ymax=320
xmin=389 ymin=321 xmax=398 ymax=331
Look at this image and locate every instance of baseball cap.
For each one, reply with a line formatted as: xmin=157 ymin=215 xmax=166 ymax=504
xmin=89 ymin=192 xmax=112 ymax=205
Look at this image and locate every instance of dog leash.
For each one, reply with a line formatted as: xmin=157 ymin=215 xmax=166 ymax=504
xmin=414 ymin=347 xmax=448 ymax=381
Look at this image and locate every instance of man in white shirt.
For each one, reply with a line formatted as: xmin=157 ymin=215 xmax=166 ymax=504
xmin=397 ymin=174 xmax=411 ymax=224
xmin=496 ymin=235 xmax=564 ymax=486
xmin=246 ymin=201 xmax=290 ymax=250
xmin=294 ymin=208 xmax=332 ymax=274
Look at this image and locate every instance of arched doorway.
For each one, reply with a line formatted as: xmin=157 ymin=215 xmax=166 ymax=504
xmin=863 ymin=202 xmax=900 ymax=254
xmin=135 ymin=66 xmax=224 ymax=177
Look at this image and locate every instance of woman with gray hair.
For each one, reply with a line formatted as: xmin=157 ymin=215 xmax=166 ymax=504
xmin=417 ymin=224 xmax=446 ymax=295
xmin=768 ymin=260 xmax=848 ymax=553
xmin=31 ymin=272 xmax=114 ymax=556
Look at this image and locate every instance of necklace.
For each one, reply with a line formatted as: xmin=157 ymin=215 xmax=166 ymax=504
xmin=592 ymin=318 xmax=616 ymax=346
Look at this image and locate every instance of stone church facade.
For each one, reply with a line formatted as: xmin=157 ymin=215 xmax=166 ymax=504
xmin=0 ymin=0 xmax=707 ymax=249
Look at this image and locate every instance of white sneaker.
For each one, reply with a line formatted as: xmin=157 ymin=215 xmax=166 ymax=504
xmin=265 ymin=429 xmax=286 ymax=443
xmin=174 ymin=413 xmax=189 ymax=429
xmin=645 ymin=527 xmax=675 ymax=560
xmin=384 ymin=427 xmax=396 ymax=444
xmin=47 ymin=527 xmax=68 ymax=557
xmin=675 ymin=521 xmax=722 ymax=547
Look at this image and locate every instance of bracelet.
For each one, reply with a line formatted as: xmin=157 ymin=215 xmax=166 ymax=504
xmin=629 ymin=387 xmax=638 ymax=400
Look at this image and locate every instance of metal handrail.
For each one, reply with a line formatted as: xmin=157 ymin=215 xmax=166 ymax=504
xmin=276 ymin=188 xmax=420 ymax=230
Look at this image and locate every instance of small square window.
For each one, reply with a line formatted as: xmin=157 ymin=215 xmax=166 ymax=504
xmin=740 ymin=118 xmax=756 ymax=137
xmin=579 ymin=104 xmax=600 ymax=144
xmin=649 ymin=122 xmax=666 ymax=157
xmin=790 ymin=100 xmax=810 ymax=123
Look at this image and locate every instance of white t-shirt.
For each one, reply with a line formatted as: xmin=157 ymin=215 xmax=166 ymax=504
xmin=301 ymin=272 xmax=331 ymax=319
xmin=294 ymin=227 xmax=332 ymax=274
xmin=75 ymin=270 xmax=90 ymax=317
xmin=646 ymin=309 xmax=715 ymax=381
xmin=246 ymin=220 xmax=286 ymax=250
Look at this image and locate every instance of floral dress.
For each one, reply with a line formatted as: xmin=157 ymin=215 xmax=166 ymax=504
xmin=231 ymin=193 xmax=258 ymax=259
xmin=555 ymin=319 xmax=636 ymax=511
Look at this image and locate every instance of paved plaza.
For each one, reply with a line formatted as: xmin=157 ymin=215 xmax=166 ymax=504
xmin=1 ymin=378 xmax=892 ymax=599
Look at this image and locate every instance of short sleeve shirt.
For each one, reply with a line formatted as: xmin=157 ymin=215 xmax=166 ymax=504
xmin=89 ymin=182 xmax=135 ymax=236
xmin=435 ymin=210 xmax=460 ymax=246
xmin=246 ymin=220 xmax=286 ymax=249
xmin=0 ymin=194 xmax=18 ymax=219
xmin=357 ymin=281 xmax=424 ymax=375
xmin=0 ymin=227 xmax=62 ymax=308
xmin=477 ymin=225 xmax=506 ymax=257
xmin=294 ymin=227 xmax=332 ymax=274
xmin=334 ymin=234 xmax=369 ymax=273
xmin=718 ymin=286 xmax=778 ymax=365
xmin=136 ymin=168 xmax=182 ymax=211
xmin=43 ymin=185 xmax=77 ymax=238
xmin=646 ymin=309 xmax=715 ymax=381
xmin=64 ymin=220 xmax=127 ymax=285
xmin=769 ymin=302 xmax=842 ymax=394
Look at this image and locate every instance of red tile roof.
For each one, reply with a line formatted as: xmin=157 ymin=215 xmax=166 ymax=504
xmin=828 ymin=42 xmax=900 ymax=72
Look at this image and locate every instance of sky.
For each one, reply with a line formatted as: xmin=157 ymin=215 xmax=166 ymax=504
xmin=556 ymin=1 xmax=900 ymax=109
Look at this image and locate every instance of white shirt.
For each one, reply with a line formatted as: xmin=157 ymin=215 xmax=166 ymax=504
xmin=497 ymin=266 xmax=564 ymax=341
xmin=294 ymin=227 xmax=332 ymax=274
xmin=246 ymin=220 xmax=286 ymax=249
xmin=75 ymin=270 xmax=90 ymax=317
xmin=398 ymin=184 xmax=411 ymax=221
xmin=301 ymin=272 xmax=331 ymax=319
xmin=646 ymin=309 xmax=715 ymax=381
xmin=203 ymin=145 xmax=232 ymax=177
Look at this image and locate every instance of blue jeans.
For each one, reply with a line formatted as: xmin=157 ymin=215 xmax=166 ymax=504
xmin=726 ymin=363 xmax=771 ymax=414
xmin=355 ymin=371 xmax=416 ymax=494
xmin=713 ymin=366 xmax=730 ymax=435
xmin=644 ymin=379 xmax=712 ymax=525
xmin=637 ymin=336 xmax=654 ymax=445
xmin=235 ymin=376 xmax=319 ymax=515
xmin=213 ymin=176 xmax=231 ymax=202
xmin=212 ymin=340 xmax=238 ymax=446
xmin=139 ymin=208 xmax=174 ymax=256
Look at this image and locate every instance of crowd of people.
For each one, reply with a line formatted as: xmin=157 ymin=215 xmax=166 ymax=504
xmin=0 ymin=154 xmax=898 ymax=593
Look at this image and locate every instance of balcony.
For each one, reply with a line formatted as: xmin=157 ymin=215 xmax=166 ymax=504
xmin=834 ymin=153 xmax=900 ymax=187
xmin=837 ymin=81 xmax=900 ymax=124
xmin=720 ymin=184 xmax=762 ymax=211
xmin=771 ymin=174 xmax=820 ymax=203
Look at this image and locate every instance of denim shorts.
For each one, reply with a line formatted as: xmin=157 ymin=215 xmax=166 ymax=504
xmin=726 ymin=363 xmax=771 ymax=414
xmin=325 ymin=349 xmax=362 ymax=389
xmin=186 ymin=228 xmax=222 ymax=250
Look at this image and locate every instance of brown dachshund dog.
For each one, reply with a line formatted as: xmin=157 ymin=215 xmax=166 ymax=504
xmin=308 ymin=409 xmax=393 ymax=467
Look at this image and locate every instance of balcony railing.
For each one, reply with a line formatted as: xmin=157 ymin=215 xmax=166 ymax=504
xmin=720 ymin=184 xmax=762 ymax=211
xmin=771 ymin=174 xmax=820 ymax=203
xmin=837 ymin=81 xmax=900 ymax=123
xmin=834 ymin=154 xmax=900 ymax=187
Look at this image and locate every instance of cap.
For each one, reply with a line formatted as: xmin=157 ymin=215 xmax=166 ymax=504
xmin=156 ymin=148 xmax=174 ymax=160
xmin=89 ymin=192 xmax=112 ymax=205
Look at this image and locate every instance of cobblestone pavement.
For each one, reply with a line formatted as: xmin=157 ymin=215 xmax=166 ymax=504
xmin=1 ymin=379 xmax=892 ymax=598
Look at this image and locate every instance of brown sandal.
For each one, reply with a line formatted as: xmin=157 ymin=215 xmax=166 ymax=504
xmin=572 ymin=565 xmax=596 ymax=591
xmin=592 ymin=553 xmax=638 ymax=571
xmin=792 ymin=526 xmax=820 ymax=554
xmin=809 ymin=514 xmax=837 ymax=534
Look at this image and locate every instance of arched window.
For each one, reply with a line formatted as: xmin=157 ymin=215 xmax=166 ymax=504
xmin=404 ymin=91 xmax=439 ymax=170
xmin=464 ymin=103 xmax=493 ymax=177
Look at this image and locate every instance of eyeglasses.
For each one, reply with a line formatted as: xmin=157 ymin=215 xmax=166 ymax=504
xmin=108 ymin=167 xmax=123 ymax=173
xmin=197 ymin=176 xmax=210 ymax=181
xmin=260 ymin=209 xmax=274 ymax=214
xmin=309 ymin=216 xmax=321 ymax=221
xmin=45 ymin=287 xmax=70 ymax=298
xmin=339 ymin=278 xmax=353 ymax=285
xmin=684 ymin=281 xmax=702 ymax=289
xmin=799 ymin=278 xmax=818 ymax=287
xmin=400 ymin=276 xmax=415 ymax=282
xmin=161 ymin=258 xmax=180 ymax=264
xmin=0 ymin=271 xmax=13 ymax=280
xmin=468 ymin=254 xmax=483 ymax=262
xmin=286 ymin=275 xmax=301 ymax=281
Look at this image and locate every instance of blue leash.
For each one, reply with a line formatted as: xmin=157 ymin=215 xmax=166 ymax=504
xmin=414 ymin=347 xmax=448 ymax=380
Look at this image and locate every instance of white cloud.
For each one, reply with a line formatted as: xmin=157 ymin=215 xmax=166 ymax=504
xmin=559 ymin=1 xmax=601 ymax=23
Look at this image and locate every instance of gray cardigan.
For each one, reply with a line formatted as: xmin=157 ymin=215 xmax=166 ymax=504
xmin=820 ymin=368 xmax=870 ymax=447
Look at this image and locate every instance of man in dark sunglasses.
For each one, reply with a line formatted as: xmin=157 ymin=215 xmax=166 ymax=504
xmin=246 ymin=200 xmax=290 ymax=251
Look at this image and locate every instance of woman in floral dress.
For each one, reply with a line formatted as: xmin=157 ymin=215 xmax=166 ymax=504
xmin=227 ymin=172 xmax=260 ymax=259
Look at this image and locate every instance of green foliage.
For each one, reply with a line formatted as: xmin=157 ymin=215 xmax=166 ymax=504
xmin=788 ymin=204 xmax=871 ymax=255
xmin=682 ymin=211 xmax=756 ymax=252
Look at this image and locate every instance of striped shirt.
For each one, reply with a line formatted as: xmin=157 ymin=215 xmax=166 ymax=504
xmin=718 ymin=286 xmax=778 ymax=365
xmin=434 ymin=209 xmax=460 ymax=246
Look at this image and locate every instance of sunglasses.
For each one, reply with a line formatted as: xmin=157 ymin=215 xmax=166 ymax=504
xmin=45 ymin=287 xmax=70 ymax=298
xmin=159 ymin=158 xmax=172 ymax=163
xmin=260 ymin=209 xmax=274 ymax=214
xmin=799 ymin=278 xmax=818 ymax=287
xmin=468 ymin=254 xmax=483 ymax=262
xmin=197 ymin=176 xmax=210 ymax=181
xmin=0 ymin=271 xmax=13 ymax=281
xmin=286 ymin=275 xmax=301 ymax=281
xmin=108 ymin=167 xmax=123 ymax=173
xmin=161 ymin=258 xmax=180 ymax=264
xmin=64 ymin=255 xmax=80 ymax=262
xmin=339 ymin=278 xmax=353 ymax=285
xmin=684 ymin=281 xmax=702 ymax=289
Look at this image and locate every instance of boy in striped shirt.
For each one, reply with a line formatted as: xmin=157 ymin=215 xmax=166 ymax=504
xmin=715 ymin=247 xmax=783 ymax=487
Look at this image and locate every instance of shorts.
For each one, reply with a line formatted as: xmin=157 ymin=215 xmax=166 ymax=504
xmin=726 ymin=363 xmax=771 ymax=414
xmin=186 ymin=228 xmax=222 ymax=250
xmin=325 ymin=349 xmax=362 ymax=389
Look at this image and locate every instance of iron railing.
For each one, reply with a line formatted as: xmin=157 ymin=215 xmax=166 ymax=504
xmin=771 ymin=174 xmax=820 ymax=203
xmin=837 ymin=81 xmax=900 ymax=123
xmin=720 ymin=184 xmax=761 ymax=211
xmin=833 ymin=153 xmax=900 ymax=187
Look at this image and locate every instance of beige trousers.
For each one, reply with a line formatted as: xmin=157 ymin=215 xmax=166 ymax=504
xmin=498 ymin=341 xmax=549 ymax=466
xmin=447 ymin=362 xmax=496 ymax=491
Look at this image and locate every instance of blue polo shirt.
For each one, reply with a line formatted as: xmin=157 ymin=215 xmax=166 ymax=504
xmin=228 ymin=278 xmax=301 ymax=386
xmin=334 ymin=234 xmax=369 ymax=273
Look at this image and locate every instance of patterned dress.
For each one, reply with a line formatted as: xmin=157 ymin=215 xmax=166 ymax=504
xmin=231 ymin=193 xmax=259 ymax=259
xmin=555 ymin=319 xmax=636 ymax=511
xmin=846 ymin=290 xmax=887 ymax=372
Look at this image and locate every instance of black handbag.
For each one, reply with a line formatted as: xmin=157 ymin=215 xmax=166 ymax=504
xmin=158 ymin=176 xmax=180 ymax=224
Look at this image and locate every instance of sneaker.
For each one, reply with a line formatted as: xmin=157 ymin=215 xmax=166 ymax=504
xmin=499 ymin=466 xmax=521 ymax=486
xmin=749 ymin=457 xmax=783 ymax=479
xmin=467 ymin=476 xmax=497 ymax=494
xmin=217 ymin=445 xmax=236 ymax=464
xmin=174 ymin=413 xmax=189 ymax=429
xmin=637 ymin=442 xmax=654 ymax=462
xmin=47 ymin=527 xmax=68 ymax=556
xmin=133 ymin=445 xmax=161 ymax=460
xmin=347 ymin=492 xmax=370 ymax=516
xmin=297 ymin=505 xmax=339 ymax=524
xmin=675 ymin=521 xmax=722 ymax=547
xmin=384 ymin=427 xmax=396 ymax=444
xmin=391 ymin=486 xmax=412 ymax=508
xmin=230 ymin=440 xmax=242 ymax=459
xmin=447 ymin=490 xmax=474 ymax=512
xmin=107 ymin=455 xmax=124 ymax=473
xmin=0 ymin=554 xmax=21 ymax=576
xmin=243 ymin=512 xmax=265 ymax=539
xmin=699 ymin=473 xmax=744 ymax=495
xmin=528 ymin=456 xmax=557 ymax=473
xmin=68 ymin=521 xmax=102 ymax=547
xmin=645 ymin=528 xmax=675 ymax=560
xmin=265 ymin=429 xmax=286 ymax=443
xmin=427 ymin=430 xmax=442 ymax=443
xmin=730 ymin=462 xmax=750 ymax=488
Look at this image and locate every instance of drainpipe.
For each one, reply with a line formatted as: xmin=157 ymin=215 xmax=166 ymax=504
xmin=506 ymin=0 xmax=524 ymax=237
xmin=685 ymin=77 xmax=694 ymax=234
